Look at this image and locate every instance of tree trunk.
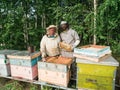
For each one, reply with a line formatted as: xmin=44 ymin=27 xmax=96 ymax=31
xmin=93 ymin=0 xmax=97 ymax=45
xmin=41 ymin=13 xmax=46 ymax=29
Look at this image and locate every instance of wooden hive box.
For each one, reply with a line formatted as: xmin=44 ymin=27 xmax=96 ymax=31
xmin=38 ymin=69 xmax=70 ymax=87
xmin=8 ymin=51 xmax=41 ymax=67
xmin=74 ymin=45 xmax=111 ymax=57
xmin=76 ymin=56 xmax=119 ymax=90
xmin=0 ymin=64 xmax=11 ymax=76
xmin=10 ymin=64 xmax=38 ymax=80
xmin=38 ymin=56 xmax=73 ymax=87
xmin=8 ymin=51 xmax=41 ymax=80
xmin=0 ymin=50 xmax=18 ymax=76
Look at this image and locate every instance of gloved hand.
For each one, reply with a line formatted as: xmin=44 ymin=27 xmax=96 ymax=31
xmin=71 ymin=40 xmax=80 ymax=51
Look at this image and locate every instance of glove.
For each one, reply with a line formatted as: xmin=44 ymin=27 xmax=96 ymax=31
xmin=72 ymin=40 xmax=80 ymax=48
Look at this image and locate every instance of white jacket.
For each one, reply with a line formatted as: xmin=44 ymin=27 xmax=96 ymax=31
xmin=60 ymin=29 xmax=80 ymax=58
xmin=40 ymin=34 xmax=60 ymax=58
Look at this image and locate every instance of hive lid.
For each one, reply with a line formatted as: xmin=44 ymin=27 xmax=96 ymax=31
xmin=7 ymin=51 xmax=41 ymax=59
xmin=0 ymin=50 xmax=18 ymax=59
xmin=10 ymin=51 xmax=38 ymax=56
xmin=76 ymin=56 xmax=119 ymax=66
xmin=0 ymin=50 xmax=18 ymax=55
xmin=74 ymin=45 xmax=111 ymax=57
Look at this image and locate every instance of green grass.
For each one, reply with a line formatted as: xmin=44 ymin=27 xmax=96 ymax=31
xmin=0 ymin=79 xmax=40 ymax=90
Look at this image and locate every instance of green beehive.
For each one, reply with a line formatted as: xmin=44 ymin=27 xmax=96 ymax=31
xmin=76 ymin=56 xmax=119 ymax=90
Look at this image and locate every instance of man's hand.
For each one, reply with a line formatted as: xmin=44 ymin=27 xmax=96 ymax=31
xmin=42 ymin=58 xmax=46 ymax=62
xmin=59 ymin=42 xmax=73 ymax=52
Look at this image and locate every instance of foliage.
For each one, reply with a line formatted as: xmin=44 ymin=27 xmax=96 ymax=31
xmin=96 ymin=0 xmax=120 ymax=54
xmin=0 ymin=0 xmax=119 ymax=54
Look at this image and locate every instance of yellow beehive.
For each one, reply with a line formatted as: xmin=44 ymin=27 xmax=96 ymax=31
xmin=76 ymin=56 xmax=119 ymax=90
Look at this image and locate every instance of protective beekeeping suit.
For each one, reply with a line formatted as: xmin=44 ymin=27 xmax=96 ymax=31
xmin=40 ymin=25 xmax=60 ymax=61
xmin=59 ymin=21 xmax=80 ymax=58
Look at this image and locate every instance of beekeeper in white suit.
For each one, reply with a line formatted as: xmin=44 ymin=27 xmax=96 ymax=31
xmin=40 ymin=25 xmax=60 ymax=61
xmin=59 ymin=21 xmax=80 ymax=58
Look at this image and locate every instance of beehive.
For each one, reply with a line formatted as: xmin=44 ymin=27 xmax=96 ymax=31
xmin=74 ymin=45 xmax=111 ymax=57
xmin=76 ymin=56 xmax=119 ymax=90
xmin=38 ymin=56 xmax=73 ymax=87
xmin=0 ymin=50 xmax=17 ymax=76
xmin=8 ymin=51 xmax=41 ymax=80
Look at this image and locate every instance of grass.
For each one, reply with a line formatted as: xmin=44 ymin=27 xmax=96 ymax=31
xmin=0 ymin=79 xmax=41 ymax=90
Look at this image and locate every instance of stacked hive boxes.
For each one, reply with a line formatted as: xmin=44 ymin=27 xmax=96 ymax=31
xmin=74 ymin=45 xmax=111 ymax=62
xmin=0 ymin=50 xmax=17 ymax=76
xmin=38 ymin=56 xmax=73 ymax=87
xmin=73 ymin=45 xmax=119 ymax=90
xmin=8 ymin=51 xmax=41 ymax=80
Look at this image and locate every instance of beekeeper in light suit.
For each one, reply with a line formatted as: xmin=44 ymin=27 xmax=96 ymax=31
xmin=59 ymin=21 xmax=80 ymax=79
xmin=59 ymin=21 xmax=80 ymax=58
xmin=40 ymin=25 xmax=60 ymax=61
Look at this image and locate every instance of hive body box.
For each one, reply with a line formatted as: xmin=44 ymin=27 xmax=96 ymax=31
xmin=38 ymin=57 xmax=73 ymax=87
xmin=76 ymin=56 xmax=119 ymax=90
xmin=8 ymin=51 xmax=41 ymax=80
xmin=0 ymin=50 xmax=17 ymax=76
xmin=38 ymin=69 xmax=70 ymax=87
xmin=10 ymin=64 xmax=38 ymax=80
xmin=74 ymin=45 xmax=111 ymax=57
xmin=9 ymin=56 xmax=41 ymax=66
xmin=74 ymin=45 xmax=111 ymax=62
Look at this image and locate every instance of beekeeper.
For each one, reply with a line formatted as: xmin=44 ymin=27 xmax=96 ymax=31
xmin=40 ymin=25 xmax=60 ymax=61
xmin=59 ymin=21 xmax=80 ymax=58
